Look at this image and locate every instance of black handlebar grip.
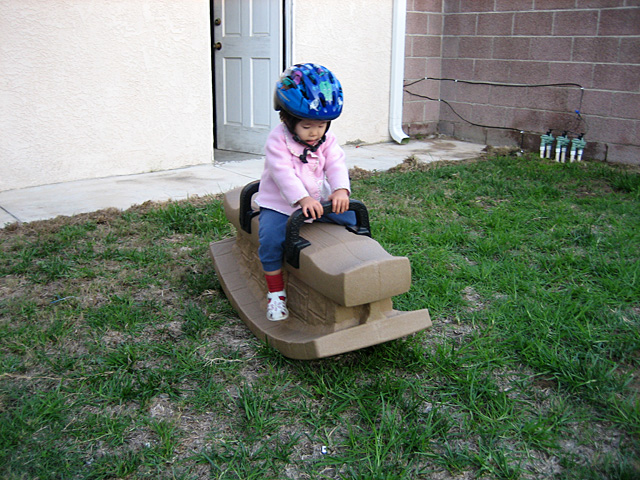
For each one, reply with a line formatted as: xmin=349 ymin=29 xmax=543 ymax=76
xmin=239 ymin=180 xmax=261 ymax=234
xmin=284 ymin=200 xmax=371 ymax=269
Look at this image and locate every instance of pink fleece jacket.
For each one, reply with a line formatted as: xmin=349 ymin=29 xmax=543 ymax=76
xmin=255 ymin=123 xmax=351 ymax=216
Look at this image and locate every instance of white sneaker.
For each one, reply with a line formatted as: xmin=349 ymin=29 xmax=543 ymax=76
xmin=266 ymin=290 xmax=289 ymax=321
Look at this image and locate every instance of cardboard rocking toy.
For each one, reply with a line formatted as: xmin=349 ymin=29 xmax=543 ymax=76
xmin=209 ymin=181 xmax=432 ymax=360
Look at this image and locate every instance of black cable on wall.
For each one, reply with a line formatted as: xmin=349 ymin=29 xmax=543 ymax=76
xmin=404 ymin=77 xmax=588 ymax=139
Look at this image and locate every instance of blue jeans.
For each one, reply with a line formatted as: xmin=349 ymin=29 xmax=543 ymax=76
xmin=258 ymin=208 xmax=357 ymax=272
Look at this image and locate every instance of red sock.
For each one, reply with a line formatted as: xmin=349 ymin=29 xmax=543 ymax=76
xmin=265 ymin=273 xmax=284 ymax=293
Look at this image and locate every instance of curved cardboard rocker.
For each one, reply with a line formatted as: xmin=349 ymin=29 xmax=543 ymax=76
xmin=209 ymin=181 xmax=431 ymax=360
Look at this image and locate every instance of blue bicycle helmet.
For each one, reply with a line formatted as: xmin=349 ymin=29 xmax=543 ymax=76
xmin=274 ymin=63 xmax=343 ymax=120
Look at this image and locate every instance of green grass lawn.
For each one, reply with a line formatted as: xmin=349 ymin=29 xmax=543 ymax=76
xmin=1 ymin=154 xmax=639 ymax=479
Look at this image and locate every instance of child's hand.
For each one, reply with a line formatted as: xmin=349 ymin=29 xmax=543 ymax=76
xmin=298 ymin=196 xmax=324 ymax=219
xmin=329 ymin=189 xmax=350 ymax=214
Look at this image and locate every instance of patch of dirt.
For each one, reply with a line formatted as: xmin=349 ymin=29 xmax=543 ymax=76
xmin=348 ymin=165 xmax=374 ymax=180
xmin=1 ymin=207 xmax=124 ymax=236
xmin=386 ymin=154 xmax=486 ymax=175
xmin=0 ymin=194 xmax=223 ymax=235
xmin=462 ymin=285 xmax=485 ymax=312
xmin=480 ymin=145 xmax=522 ymax=158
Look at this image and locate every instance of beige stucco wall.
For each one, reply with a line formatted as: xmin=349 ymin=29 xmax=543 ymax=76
xmin=291 ymin=0 xmax=393 ymax=146
xmin=0 ymin=0 xmax=213 ymax=192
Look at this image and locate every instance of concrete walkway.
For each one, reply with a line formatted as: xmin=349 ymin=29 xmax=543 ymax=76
xmin=0 ymin=138 xmax=486 ymax=227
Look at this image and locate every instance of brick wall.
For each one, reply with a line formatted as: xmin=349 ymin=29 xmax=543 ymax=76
xmin=403 ymin=0 xmax=640 ymax=165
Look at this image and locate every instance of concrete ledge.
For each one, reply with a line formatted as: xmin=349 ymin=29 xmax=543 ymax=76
xmin=1 ymin=139 xmax=485 ymax=227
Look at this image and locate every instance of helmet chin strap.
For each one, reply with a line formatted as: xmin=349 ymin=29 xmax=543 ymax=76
xmin=292 ymin=134 xmax=326 ymax=163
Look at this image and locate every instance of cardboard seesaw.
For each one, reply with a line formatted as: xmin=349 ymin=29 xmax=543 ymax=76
xmin=209 ymin=181 xmax=431 ymax=360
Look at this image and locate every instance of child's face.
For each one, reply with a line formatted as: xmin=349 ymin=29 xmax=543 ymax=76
xmin=294 ymin=119 xmax=328 ymax=145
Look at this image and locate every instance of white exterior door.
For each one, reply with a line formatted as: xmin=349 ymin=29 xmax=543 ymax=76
xmin=213 ymin=0 xmax=282 ymax=154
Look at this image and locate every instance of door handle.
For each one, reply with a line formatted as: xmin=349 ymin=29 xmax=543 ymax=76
xmin=214 ymin=42 xmax=222 ymax=51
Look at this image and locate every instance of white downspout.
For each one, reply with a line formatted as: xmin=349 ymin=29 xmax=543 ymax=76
xmin=389 ymin=0 xmax=409 ymax=144
xmin=284 ymin=0 xmax=293 ymax=67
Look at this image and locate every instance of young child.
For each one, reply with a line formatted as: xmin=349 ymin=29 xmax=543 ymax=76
xmin=255 ymin=63 xmax=356 ymax=321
